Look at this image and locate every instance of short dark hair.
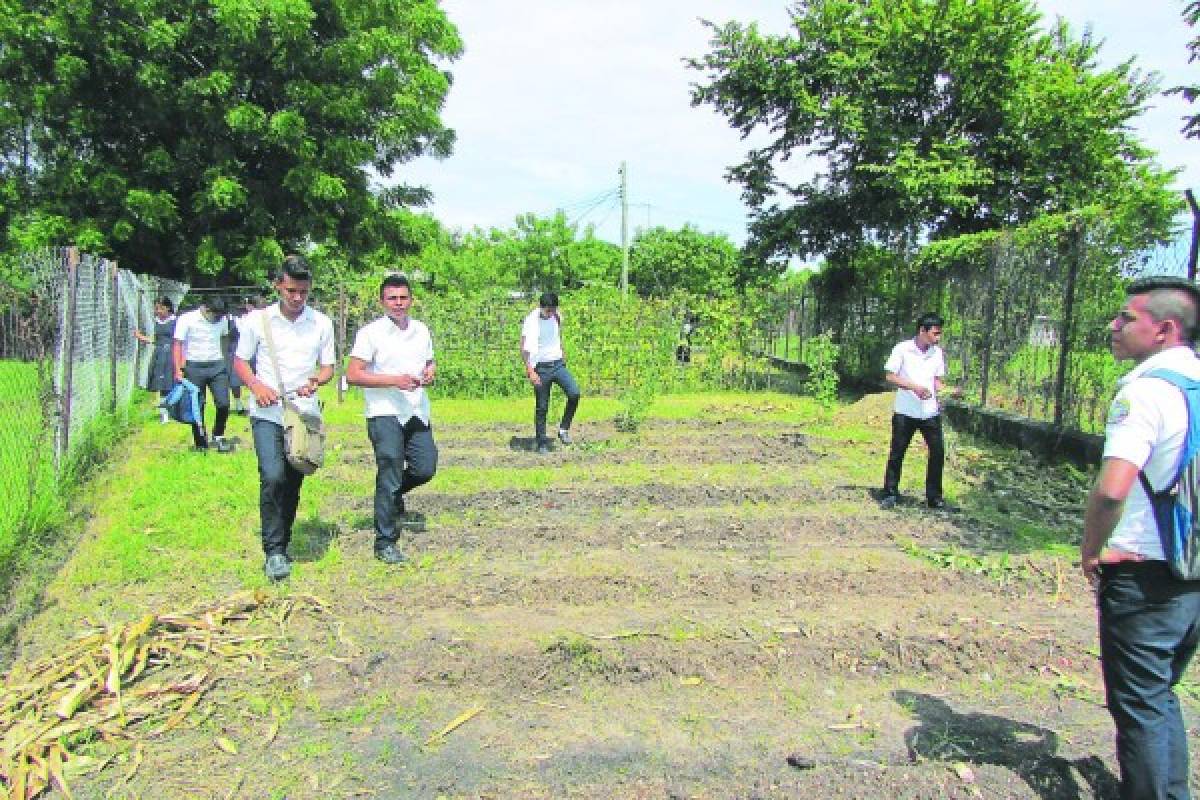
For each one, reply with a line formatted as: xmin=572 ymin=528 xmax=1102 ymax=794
xmin=155 ymin=296 xmax=174 ymax=313
xmin=916 ymin=312 xmax=943 ymax=333
xmin=276 ymin=254 xmax=312 ymax=283
xmin=204 ymin=295 xmax=227 ymax=315
xmin=1128 ymin=276 xmax=1200 ymax=344
xmin=379 ymin=273 xmax=412 ymax=298
xmin=539 ymin=292 xmax=559 ymax=309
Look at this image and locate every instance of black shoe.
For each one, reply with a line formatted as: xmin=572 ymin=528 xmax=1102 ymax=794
xmin=374 ymin=543 xmax=407 ymax=564
xmin=557 ymin=428 xmax=572 ymax=446
xmin=880 ymin=495 xmax=897 ymax=510
xmin=264 ymin=554 xmax=291 ymax=581
xmin=536 ymin=441 xmax=552 ymax=454
xmin=214 ymin=436 xmax=232 ymax=453
xmin=928 ymin=499 xmax=958 ymax=511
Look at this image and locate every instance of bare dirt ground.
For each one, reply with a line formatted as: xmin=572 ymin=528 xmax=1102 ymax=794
xmin=12 ymin=391 xmax=1196 ymax=799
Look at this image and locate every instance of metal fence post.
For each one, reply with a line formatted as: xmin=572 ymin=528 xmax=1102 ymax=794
xmin=1053 ymin=224 xmax=1081 ymax=429
xmin=59 ymin=248 xmax=81 ymax=461
xmin=980 ymin=246 xmax=997 ymax=408
xmin=337 ymin=287 xmax=347 ymax=403
xmin=109 ymin=260 xmax=119 ymax=412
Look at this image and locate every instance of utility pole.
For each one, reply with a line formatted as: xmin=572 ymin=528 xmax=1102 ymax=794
xmin=619 ymin=161 xmax=629 ymax=295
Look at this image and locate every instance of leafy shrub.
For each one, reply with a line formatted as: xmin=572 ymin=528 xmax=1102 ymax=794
xmin=802 ymin=332 xmax=840 ymax=408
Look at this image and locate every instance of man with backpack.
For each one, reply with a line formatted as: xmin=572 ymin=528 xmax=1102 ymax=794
xmin=173 ymin=296 xmax=231 ymax=451
xmin=1082 ymin=276 xmax=1200 ymax=800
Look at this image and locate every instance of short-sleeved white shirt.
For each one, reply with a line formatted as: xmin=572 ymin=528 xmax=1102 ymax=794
xmin=884 ymin=338 xmax=945 ymax=419
xmin=173 ymin=309 xmax=229 ymax=362
xmin=521 ymin=309 xmax=564 ymax=368
xmin=1103 ymin=346 xmax=1200 ymax=560
xmin=349 ymin=315 xmax=434 ymax=424
xmin=235 ymin=303 xmax=336 ymax=425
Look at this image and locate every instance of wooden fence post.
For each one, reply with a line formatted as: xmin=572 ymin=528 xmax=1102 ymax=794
xmin=980 ymin=245 xmax=997 ymax=408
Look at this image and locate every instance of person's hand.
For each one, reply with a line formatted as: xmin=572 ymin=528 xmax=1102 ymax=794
xmin=527 ymin=367 xmax=542 ymax=388
xmin=915 ymin=386 xmax=932 ymax=400
xmin=251 ymin=380 xmax=279 ymax=407
xmin=394 ymin=374 xmax=420 ymax=390
xmin=174 ymin=368 xmax=184 ymax=383
xmin=1081 ymin=554 xmax=1101 ymax=587
xmin=420 ymin=365 xmax=436 ymax=386
xmin=295 ymin=376 xmax=320 ymax=398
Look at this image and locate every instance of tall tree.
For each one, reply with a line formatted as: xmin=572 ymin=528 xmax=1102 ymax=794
xmin=0 ymin=0 xmax=461 ymax=281
xmin=689 ymin=0 xmax=1178 ymax=262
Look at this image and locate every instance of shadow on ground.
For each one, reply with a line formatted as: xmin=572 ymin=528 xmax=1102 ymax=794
xmin=894 ymin=690 xmax=1117 ymax=800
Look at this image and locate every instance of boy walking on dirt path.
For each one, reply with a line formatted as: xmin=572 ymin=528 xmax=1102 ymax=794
xmin=521 ymin=292 xmax=581 ymax=454
xmin=879 ymin=312 xmax=951 ymax=510
xmin=173 ymin=296 xmax=231 ymax=452
xmin=1082 ymin=276 xmax=1200 ymax=800
xmin=346 ymin=273 xmax=438 ymax=565
xmin=233 ymin=256 xmax=335 ymax=581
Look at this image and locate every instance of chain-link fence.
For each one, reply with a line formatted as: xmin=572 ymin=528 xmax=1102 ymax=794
xmin=757 ymin=218 xmax=1169 ymax=435
xmin=0 ymin=248 xmax=187 ymax=560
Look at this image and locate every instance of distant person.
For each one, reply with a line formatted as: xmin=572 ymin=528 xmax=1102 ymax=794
xmin=173 ymin=296 xmax=231 ymax=451
xmin=520 ymin=292 xmax=581 ymax=454
xmin=879 ymin=312 xmax=953 ymax=510
xmin=346 ymin=273 xmax=438 ymax=565
xmin=134 ymin=296 xmax=176 ymax=423
xmin=233 ymin=256 xmax=335 ymax=581
xmin=1082 ymin=277 xmax=1200 ymax=800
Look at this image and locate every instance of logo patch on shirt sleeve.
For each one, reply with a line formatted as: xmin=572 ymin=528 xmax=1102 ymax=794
xmin=1106 ymin=396 xmax=1131 ymax=427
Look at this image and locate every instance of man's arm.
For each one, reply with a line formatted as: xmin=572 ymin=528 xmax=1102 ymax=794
xmin=520 ymin=334 xmax=541 ymax=387
xmin=885 ymin=370 xmax=931 ymax=400
xmin=1081 ymin=457 xmax=1140 ymax=584
xmin=172 ymin=339 xmax=185 ymax=381
xmin=234 ymin=355 xmax=278 ymax=407
xmin=297 ymin=364 xmax=335 ymax=397
xmin=345 ymin=357 xmax=420 ymax=390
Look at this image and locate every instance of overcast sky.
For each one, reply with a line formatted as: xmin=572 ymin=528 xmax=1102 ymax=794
xmin=400 ymin=1 xmax=1198 ymax=252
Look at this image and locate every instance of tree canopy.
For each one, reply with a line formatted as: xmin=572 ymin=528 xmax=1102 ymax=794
xmin=628 ymin=225 xmax=740 ymax=297
xmin=1174 ymin=1 xmax=1200 ymax=139
xmin=0 ymin=0 xmax=462 ymax=282
xmin=689 ymin=0 xmax=1179 ymax=262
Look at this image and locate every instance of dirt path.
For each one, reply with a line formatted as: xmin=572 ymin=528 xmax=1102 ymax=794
xmin=12 ymin=392 xmax=1183 ymax=799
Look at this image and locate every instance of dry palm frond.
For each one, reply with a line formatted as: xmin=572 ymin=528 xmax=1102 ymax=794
xmin=0 ymin=590 xmax=324 ymax=800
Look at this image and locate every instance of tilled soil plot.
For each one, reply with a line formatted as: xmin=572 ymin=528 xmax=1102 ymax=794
xmin=20 ymin=393 xmax=1197 ymax=799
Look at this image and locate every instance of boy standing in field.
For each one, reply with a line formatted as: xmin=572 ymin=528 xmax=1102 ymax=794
xmin=233 ymin=256 xmax=335 ymax=581
xmin=879 ymin=312 xmax=951 ymax=510
xmin=346 ymin=273 xmax=438 ymax=565
xmin=520 ymin=292 xmax=581 ymax=454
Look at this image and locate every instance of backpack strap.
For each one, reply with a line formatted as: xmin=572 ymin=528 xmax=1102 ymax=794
xmin=1137 ymin=369 xmax=1200 ymax=498
xmin=260 ymin=311 xmax=304 ymax=417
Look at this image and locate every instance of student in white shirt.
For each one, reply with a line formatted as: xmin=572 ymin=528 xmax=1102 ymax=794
xmin=1082 ymin=277 xmax=1200 ymax=799
xmin=520 ymin=292 xmax=581 ymax=454
xmin=879 ymin=312 xmax=951 ymax=510
xmin=172 ymin=296 xmax=231 ymax=451
xmin=233 ymin=256 xmax=335 ymax=581
xmin=346 ymin=273 xmax=438 ymax=565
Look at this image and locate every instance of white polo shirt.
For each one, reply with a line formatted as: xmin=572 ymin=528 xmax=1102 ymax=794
xmin=884 ymin=338 xmax=945 ymax=419
xmin=349 ymin=315 xmax=434 ymax=424
xmin=521 ymin=308 xmax=564 ymax=368
xmin=1103 ymin=346 xmax=1200 ymax=560
xmin=235 ymin=303 xmax=336 ymax=425
xmin=174 ymin=309 xmax=229 ymax=362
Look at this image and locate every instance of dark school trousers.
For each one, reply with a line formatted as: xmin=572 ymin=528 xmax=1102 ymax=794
xmin=533 ymin=359 xmax=580 ymax=444
xmin=881 ymin=412 xmax=944 ymax=503
xmin=367 ymin=415 xmax=438 ymax=549
xmin=251 ymin=418 xmax=305 ymax=557
xmin=1098 ymin=561 xmax=1200 ymax=800
xmin=184 ymin=359 xmax=230 ymax=447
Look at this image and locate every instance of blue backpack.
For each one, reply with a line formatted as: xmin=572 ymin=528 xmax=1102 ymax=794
xmin=1137 ymin=369 xmax=1200 ymax=580
xmin=161 ymin=379 xmax=203 ymax=426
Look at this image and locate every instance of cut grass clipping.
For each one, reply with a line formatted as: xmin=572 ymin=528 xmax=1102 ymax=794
xmin=0 ymin=590 xmax=324 ymax=800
